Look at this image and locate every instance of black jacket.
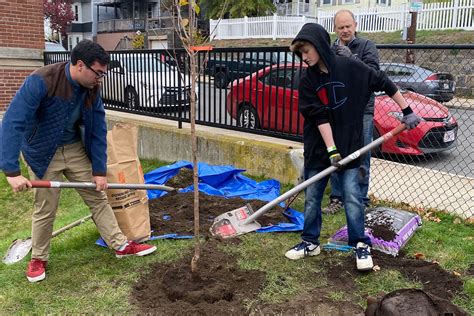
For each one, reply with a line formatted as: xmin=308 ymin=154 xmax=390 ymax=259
xmin=293 ymin=23 xmax=398 ymax=169
xmin=333 ymin=36 xmax=380 ymax=114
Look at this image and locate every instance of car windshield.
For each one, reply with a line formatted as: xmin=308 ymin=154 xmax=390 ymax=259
xmin=120 ymin=57 xmax=171 ymax=73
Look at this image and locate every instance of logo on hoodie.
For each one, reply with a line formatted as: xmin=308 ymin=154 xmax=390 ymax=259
xmin=316 ymin=82 xmax=347 ymax=109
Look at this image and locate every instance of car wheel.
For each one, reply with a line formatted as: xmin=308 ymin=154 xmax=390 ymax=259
xmin=372 ymin=128 xmax=382 ymax=156
xmin=125 ymin=86 xmax=139 ymax=109
xmin=214 ymin=71 xmax=228 ymax=89
xmin=238 ymin=104 xmax=259 ymax=129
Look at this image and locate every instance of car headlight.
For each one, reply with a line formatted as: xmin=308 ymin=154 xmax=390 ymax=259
xmin=388 ymin=111 xmax=404 ymax=121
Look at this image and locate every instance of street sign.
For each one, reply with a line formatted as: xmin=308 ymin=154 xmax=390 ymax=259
xmin=410 ymin=0 xmax=423 ymax=12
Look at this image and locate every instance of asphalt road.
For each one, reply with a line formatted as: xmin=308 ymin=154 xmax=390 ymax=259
xmin=403 ymin=107 xmax=474 ymax=178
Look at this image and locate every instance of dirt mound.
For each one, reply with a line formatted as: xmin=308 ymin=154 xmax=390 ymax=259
xmin=132 ymin=241 xmax=265 ymax=315
xmin=149 ymin=192 xmax=288 ymax=237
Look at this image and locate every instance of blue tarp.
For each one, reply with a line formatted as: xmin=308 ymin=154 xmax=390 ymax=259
xmin=96 ymin=161 xmax=303 ymax=246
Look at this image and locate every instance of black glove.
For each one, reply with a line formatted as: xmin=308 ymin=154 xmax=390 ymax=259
xmin=335 ymin=45 xmax=352 ymax=58
xmin=327 ymin=146 xmax=342 ymax=168
xmin=401 ymin=107 xmax=421 ymax=130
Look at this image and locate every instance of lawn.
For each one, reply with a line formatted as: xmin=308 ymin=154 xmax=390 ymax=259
xmin=0 ymin=159 xmax=472 ymax=313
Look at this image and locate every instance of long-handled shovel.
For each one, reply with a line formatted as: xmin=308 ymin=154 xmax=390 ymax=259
xmin=3 ymin=214 xmax=92 ymax=265
xmin=28 ymin=180 xmax=177 ymax=192
xmin=210 ymin=124 xmax=407 ymax=239
xmin=3 ymin=181 xmax=177 ymax=264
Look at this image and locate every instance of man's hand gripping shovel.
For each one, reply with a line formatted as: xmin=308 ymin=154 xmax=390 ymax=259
xmin=210 ymin=124 xmax=407 ymax=239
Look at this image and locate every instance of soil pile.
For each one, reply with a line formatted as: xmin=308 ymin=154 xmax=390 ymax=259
xmin=132 ymin=241 xmax=265 ymax=315
xmin=132 ymin=168 xmax=466 ymax=315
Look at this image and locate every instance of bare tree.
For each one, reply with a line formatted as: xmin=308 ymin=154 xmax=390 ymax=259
xmin=162 ymin=0 xmax=229 ymax=273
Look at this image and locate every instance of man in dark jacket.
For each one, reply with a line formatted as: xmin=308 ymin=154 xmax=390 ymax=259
xmin=1 ymin=40 xmax=156 ymax=283
xmin=323 ymin=9 xmax=380 ymax=214
xmin=284 ymin=23 xmax=420 ymax=271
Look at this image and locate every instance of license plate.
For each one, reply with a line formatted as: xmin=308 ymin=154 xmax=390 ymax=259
xmin=444 ymin=130 xmax=455 ymax=142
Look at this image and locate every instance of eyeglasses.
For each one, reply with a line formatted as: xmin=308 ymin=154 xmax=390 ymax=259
xmin=83 ymin=61 xmax=107 ymax=79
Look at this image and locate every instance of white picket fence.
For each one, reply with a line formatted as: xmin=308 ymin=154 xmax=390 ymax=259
xmin=209 ymin=0 xmax=474 ymax=40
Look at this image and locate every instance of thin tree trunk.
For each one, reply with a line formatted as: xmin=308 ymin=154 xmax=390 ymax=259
xmin=189 ymin=0 xmax=200 ymax=274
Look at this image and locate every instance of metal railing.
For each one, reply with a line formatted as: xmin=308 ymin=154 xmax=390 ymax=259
xmin=44 ymin=44 xmax=474 ymax=219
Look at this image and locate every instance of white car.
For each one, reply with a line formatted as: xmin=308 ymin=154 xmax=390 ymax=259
xmin=102 ymin=53 xmax=198 ymax=110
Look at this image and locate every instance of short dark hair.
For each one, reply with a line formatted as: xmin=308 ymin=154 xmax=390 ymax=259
xmin=70 ymin=39 xmax=109 ymax=66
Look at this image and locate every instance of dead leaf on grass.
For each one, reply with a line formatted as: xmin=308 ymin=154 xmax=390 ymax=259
xmin=453 ymin=271 xmax=461 ymax=277
xmin=372 ymin=265 xmax=381 ymax=272
xmin=414 ymin=252 xmax=425 ymax=260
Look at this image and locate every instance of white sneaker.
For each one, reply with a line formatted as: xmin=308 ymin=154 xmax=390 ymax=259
xmin=285 ymin=240 xmax=321 ymax=260
xmin=355 ymin=242 xmax=374 ymax=271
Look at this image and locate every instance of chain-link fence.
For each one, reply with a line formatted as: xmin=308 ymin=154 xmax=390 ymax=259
xmin=44 ymin=45 xmax=473 ymax=219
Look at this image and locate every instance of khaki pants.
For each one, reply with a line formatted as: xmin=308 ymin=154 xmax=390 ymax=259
xmin=29 ymin=141 xmax=127 ymax=260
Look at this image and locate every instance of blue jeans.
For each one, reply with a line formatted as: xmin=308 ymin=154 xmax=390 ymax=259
xmin=302 ymin=167 xmax=371 ymax=247
xmin=330 ymin=113 xmax=374 ymax=207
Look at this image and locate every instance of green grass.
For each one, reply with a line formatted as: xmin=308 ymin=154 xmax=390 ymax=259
xmin=0 ymin=159 xmax=472 ymax=313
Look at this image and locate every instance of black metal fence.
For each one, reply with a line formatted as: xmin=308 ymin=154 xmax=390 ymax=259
xmin=44 ymin=44 xmax=473 ymax=219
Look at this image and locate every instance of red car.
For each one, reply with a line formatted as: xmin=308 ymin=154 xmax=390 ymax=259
xmin=226 ymin=64 xmax=458 ymax=156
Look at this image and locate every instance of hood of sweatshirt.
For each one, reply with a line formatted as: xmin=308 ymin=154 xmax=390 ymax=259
xmin=291 ymin=23 xmax=336 ymax=73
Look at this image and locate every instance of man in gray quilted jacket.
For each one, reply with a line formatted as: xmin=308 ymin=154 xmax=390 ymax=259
xmin=323 ymin=9 xmax=380 ymax=214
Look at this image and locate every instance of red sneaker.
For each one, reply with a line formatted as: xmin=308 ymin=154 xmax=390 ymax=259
xmin=115 ymin=241 xmax=157 ymax=258
xmin=26 ymin=258 xmax=47 ymax=283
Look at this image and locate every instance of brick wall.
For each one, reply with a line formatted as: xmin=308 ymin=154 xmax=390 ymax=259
xmin=0 ymin=0 xmax=44 ymax=111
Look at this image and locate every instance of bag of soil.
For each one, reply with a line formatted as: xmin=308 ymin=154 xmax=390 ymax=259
xmin=106 ymin=123 xmax=151 ymax=242
xmin=330 ymin=207 xmax=422 ymax=256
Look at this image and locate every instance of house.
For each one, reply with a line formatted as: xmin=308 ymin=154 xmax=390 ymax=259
xmin=66 ymin=0 xmax=181 ymax=51
xmin=274 ymin=0 xmax=407 ymax=16
xmin=67 ymin=1 xmax=94 ymax=50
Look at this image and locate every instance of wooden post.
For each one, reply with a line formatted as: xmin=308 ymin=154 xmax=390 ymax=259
xmin=405 ymin=11 xmax=417 ymax=64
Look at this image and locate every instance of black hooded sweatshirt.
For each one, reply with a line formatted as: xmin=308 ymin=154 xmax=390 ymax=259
xmin=293 ymin=23 xmax=398 ymax=170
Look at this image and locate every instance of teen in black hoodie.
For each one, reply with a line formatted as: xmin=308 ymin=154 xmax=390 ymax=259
xmin=284 ymin=23 xmax=420 ymax=271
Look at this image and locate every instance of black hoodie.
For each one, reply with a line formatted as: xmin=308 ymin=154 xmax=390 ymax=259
xmin=292 ymin=23 xmax=398 ymax=170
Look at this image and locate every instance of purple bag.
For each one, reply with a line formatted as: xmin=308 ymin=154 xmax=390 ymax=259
xmin=330 ymin=207 xmax=422 ymax=256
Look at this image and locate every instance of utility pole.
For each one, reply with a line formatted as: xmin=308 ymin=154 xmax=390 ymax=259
xmin=405 ymin=0 xmax=421 ymax=64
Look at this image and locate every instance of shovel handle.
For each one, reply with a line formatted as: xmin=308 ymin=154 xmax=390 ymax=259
xmin=51 ymin=214 xmax=93 ymax=238
xmin=242 ymin=124 xmax=407 ymax=225
xmin=30 ymin=180 xmax=176 ymax=192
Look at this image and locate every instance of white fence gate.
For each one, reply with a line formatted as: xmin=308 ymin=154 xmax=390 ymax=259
xmin=210 ymin=0 xmax=474 ymax=40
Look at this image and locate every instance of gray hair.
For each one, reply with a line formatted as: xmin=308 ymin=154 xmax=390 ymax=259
xmin=334 ymin=9 xmax=356 ymax=24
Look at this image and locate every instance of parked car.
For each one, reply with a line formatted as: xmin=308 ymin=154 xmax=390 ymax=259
xmin=205 ymin=51 xmax=298 ymax=89
xmin=102 ymin=54 xmax=197 ymax=109
xmin=379 ymin=63 xmax=455 ymax=102
xmin=44 ymin=41 xmax=66 ymax=52
xmin=226 ymin=64 xmax=458 ymax=156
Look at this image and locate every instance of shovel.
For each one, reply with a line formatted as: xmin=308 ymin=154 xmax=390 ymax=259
xmin=210 ymin=124 xmax=407 ymax=239
xmin=3 ymin=180 xmax=177 ymax=264
xmin=29 ymin=180 xmax=177 ymax=192
xmin=3 ymin=214 xmax=92 ymax=265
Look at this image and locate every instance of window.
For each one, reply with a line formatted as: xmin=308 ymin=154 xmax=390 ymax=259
xmin=134 ymin=5 xmax=140 ymax=19
xmin=261 ymin=70 xmax=293 ymax=89
xmin=74 ymin=5 xmax=79 ymax=21
xmin=148 ymin=3 xmax=153 ymax=19
xmin=322 ymin=0 xmax=331 ymax=5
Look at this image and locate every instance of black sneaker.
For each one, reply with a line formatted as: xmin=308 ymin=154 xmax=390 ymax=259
xmin=322 ymin=199 xmax=344 ymax=215
xmin=285 ymin=240 xmax=321 ymax=260
xmin=355 ymin=242 xmax=374 ymax=271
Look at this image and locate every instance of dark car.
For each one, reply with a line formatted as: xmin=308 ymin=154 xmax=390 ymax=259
xmin=226 ymin=64 xmax=458 ymax=156
xmin=379 ymin=63 xmax=455 ymax=102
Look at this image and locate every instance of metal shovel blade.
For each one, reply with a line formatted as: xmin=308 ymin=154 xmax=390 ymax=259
xmin=2 ymin=214 xmax=92 ymax=265
xmin=209 ymin=204 xmax=261 ymax=239
xmin=2 ymin=238 xmax=32 ymax=265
